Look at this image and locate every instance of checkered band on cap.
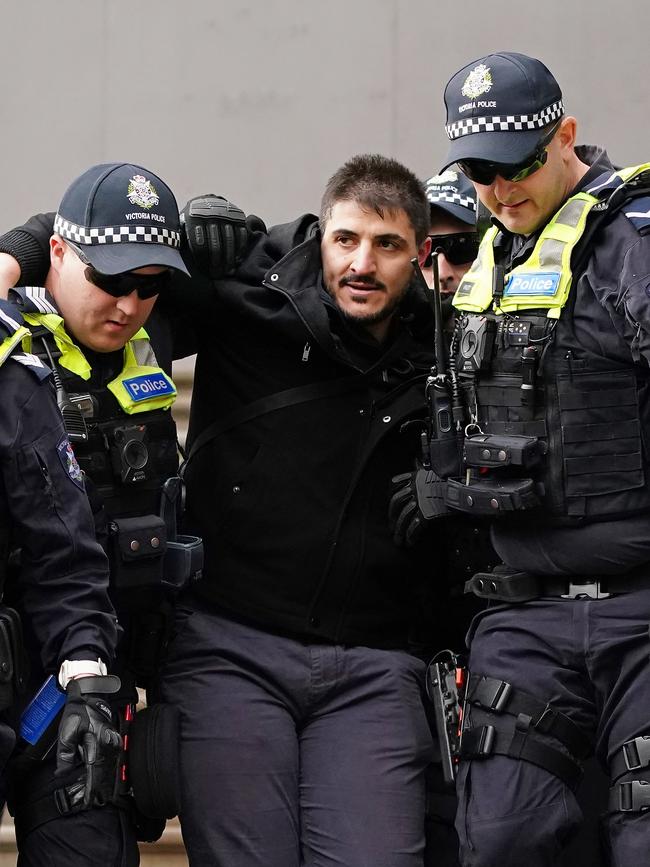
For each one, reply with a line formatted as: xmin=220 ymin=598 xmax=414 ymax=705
xmin=426 ymin=190 xmax=476 ymax=211
xmin=53 ymin=214 xmax=181 ymax=248
xmin=446 ymin=100 xmax=564 ymax=141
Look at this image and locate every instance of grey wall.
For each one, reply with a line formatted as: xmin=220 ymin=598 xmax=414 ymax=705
xmin=2 ymin=0 xmax=649 ymax=229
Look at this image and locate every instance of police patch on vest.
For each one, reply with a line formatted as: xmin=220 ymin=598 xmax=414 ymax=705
xmin=123 ymin=373 xmax=174 ymax=402
xmin=57 ymin=436 xmax=84 ymax=489
xmin=504 ymin=272 xmax=560 ymax=297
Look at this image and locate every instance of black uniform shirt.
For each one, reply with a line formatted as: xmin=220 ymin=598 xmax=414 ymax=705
xmin=0 ymin=334 xmax=117 ymax=673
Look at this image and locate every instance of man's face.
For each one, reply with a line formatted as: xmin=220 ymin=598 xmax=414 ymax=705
xmin=470 ymin=120 xmax=574 ymax=235
xmin=422 ymin=212 xmax=475 ymax=296
xmin=321 ymin=199 xmax=429 ymax=341
xmin=48 ymin=238 xmax=162 ymax=352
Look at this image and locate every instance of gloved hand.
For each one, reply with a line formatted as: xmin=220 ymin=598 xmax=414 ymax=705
xmin=56 ymin=674 xmax=122 ymax=808
xmin=180 ymin=195 xmax=248 ymax=278
xmin=389 ymin=467 xmax=449 ymax=548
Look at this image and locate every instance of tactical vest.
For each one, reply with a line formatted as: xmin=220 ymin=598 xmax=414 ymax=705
xmin=450 ymin=164 xmax=650 ymax=521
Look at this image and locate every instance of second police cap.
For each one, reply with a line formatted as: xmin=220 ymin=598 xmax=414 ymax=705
xmin=54 ymin=163 xmax=190 ymax=275
xmin=424 ymin=169 xmax=477 ymax=226
xmin=441 ymin=52 xmax=564 ymax=170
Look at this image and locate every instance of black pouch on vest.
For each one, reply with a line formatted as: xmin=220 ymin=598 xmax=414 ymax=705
xmin=0 ymin=606 xmax=28 ymax=710
xmin=128 ymin=702 xmax=180 ymax=823
xmin=109 ymin=516 xmax=167 ymax=590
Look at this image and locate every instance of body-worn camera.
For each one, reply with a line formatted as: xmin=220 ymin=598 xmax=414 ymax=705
xmin=110 ymin=424 xmax=151 ymax=485
xmin=457 ymin=315 xmax=497 ymax=374
xmin=463 ymin=433 xmax=545 ymax=470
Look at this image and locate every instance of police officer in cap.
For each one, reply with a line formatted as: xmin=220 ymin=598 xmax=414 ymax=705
xmin=0 ymin=301 xmax=120 ymax=820
xmin=407 ymin=51 xmax=650 ymax=865
xmin=2 ymin=163 xmax=191 ymax=866
xmin=422 ymin=168 xmax=479 ymax=299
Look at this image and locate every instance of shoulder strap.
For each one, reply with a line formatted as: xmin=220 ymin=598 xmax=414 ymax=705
xmin=181 ymin=373 xmax=369 ymax=476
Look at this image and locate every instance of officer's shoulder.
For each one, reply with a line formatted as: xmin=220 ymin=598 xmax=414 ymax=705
xmin=619 ymin=195 xmax=650 ymax=236
xmin=0 ymin=297 xmax=25 ymax=338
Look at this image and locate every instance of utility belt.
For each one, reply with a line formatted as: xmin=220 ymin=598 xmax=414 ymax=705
xmin=465 ymin=565 xmax=650 ymax=603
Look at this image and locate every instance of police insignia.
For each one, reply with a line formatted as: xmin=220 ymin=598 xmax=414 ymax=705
xmin=123 ymin=372 xmax=175 ymax=402
xmin=427 ymin=170 xmax=458 ymax=186
xmin=461 ymin=64 xmax=493 ymax=99
xmin=57 ymin=436 xmax=84 ymax=489
xmin=127 ymin=175 xmax=160 ymax=210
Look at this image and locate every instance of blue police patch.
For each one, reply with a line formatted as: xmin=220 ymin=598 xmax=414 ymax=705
xmin=57 ymin=436 xmax=84 ymax=489
xmin=122 ymin=373 xmax=174 ymax=402
xmin=504 ymin=272 xmax=560 ymax=297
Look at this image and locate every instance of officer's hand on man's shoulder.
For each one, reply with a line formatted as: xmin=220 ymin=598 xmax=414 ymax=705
xmin=180 ymin=194 xmax=251 ymax=279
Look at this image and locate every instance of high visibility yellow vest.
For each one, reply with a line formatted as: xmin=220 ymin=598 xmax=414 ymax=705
xmin=25 ymin=313 xmax=176 ymax=415
xmin=453 ymin=163 xmax=650 ymax=318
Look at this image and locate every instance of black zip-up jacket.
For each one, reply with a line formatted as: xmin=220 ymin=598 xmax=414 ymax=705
xmin=0 ymin=213 xmax=447 ymax=648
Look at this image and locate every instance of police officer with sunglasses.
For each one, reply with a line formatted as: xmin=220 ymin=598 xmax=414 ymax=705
xmin=422 ymin=168 xmax=479 ymax=299
xmin=0 ymin=163 xmax=192 ymax=866
xmin=400 ymin=51 xmax=650 ymax=866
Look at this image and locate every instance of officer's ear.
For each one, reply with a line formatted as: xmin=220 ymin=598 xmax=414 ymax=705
xmin=49 ymin=234 xmax=66 ymax=275
xmin=555 ymin=116 xmax=578 ymax=158
xmin=417 ymin=235 xmax=432 ymax=268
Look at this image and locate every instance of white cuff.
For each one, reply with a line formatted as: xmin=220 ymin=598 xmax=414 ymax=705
xmin=58 ymin=658 xmax=107 ymax=689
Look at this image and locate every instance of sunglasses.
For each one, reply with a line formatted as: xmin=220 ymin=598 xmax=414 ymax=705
xmin=67 ymin=241 xmax=171 ymax=299
xmin=457 ymin=120 xmax=562 ymax=186
xmin=424 ymin=231 xmax=479 ymax=267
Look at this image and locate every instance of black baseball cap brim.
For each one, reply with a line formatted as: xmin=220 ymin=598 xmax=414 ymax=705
xmin=441 ymin=126 xmax=551 ymax=173
xmin=430 ymin=199 xmax=476 ymax=226
xmin=80 ymin=241 xmax=190 ymax=276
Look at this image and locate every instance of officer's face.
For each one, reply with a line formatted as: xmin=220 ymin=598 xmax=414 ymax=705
xmin=321 ymin=200 xmax=430 ymax=342
xmin=470 ymin=118 xmax=579 ymax=236
xmin=48 ymin=239 xmax=161 ymax=352
xmin=422 ymin=212 xmax=475 ymax=296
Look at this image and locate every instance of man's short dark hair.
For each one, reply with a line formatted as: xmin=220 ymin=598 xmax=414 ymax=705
xmin=320 ymin=154 xmax=429 ymax=245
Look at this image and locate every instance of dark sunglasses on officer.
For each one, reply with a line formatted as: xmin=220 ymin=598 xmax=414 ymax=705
xmin=457 ymin=119 xmax=562 ymax=186
xmin=67 ymin=241 xmax=172 ymax=299
xmin=423 ymin=231 xmax=479 ymax=268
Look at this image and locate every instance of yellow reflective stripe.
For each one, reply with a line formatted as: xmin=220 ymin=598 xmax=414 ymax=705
xmin=0 ymin=326 xmax=32 ymax=366
xmin=107 ymin=365 xmax=176 ymax=415
xmin=23 ymin=312 xmax=92 ymax=379
xmin=453 ymin=227 xmax=498 ymax=312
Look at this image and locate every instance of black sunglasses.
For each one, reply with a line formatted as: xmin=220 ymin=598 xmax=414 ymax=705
xmin=67 ymin=241 xmax=171 ymax=299
xmin=457 ymin=120 xmax=562 ymax=186
xmin=424 ymin=231 xmax=479 ymax=267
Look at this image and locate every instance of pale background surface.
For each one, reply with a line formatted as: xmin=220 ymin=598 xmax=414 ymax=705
xmin=0 ymin=1 xmax=646 ymax=862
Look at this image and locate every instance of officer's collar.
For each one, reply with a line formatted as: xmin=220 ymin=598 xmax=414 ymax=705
xmin=9 ymin=285 xmax=59 ymax=316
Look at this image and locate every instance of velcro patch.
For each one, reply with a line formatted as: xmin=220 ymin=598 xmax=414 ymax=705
xmin=504 ymin=272 xmax=560 ymax=297
xmin=57 ymin=436 xmax=84 ymax=489
xmin=123 ymin=373 xmax=174 ymax=402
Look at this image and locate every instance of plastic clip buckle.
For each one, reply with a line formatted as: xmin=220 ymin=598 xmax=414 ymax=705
xmin=616 ymin=780 xmax=650 ymax=812
xmin=561 ymin=581 xmax=610 ymax=600
xmin=623 ymin=736 xmax=650 ymax=771
xmin=463 ymin=725 xmax=496 ymax=759
xmin=473 ymin=677 xmax=512 ymax=713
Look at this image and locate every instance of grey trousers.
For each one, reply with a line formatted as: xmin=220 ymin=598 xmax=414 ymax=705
xmin=159 ymin=602 xmax=434 ymax=867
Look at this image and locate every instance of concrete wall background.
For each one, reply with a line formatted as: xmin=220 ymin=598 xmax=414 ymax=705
xmin=1 ymin=0 xmax=649 ymax=232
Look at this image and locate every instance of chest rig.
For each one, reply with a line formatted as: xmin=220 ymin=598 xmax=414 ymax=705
xmin=13 ymin=291 xmax=202 ymax=659
xmin=445 ymin=164 xmax=650 ymax=522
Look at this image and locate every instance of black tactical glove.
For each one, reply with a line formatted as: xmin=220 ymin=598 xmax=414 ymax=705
xmin=389 ymin=467 xmax=450 ymax=548
xmin=180 ymin=195 xmax=248 ymax=278
xmin=56 ymin=675 xmax=122 ymax=808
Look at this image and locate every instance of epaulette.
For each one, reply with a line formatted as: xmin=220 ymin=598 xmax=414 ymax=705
xmin=0 ymin=297 xmax=25 ymax=338
xmin=9 ymin=286 xmax=59 ymax=315
xmin=621 ymin=196 xmax=650 ymax=234
xmin=8 ymin=351 xmax=51 ymax=382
